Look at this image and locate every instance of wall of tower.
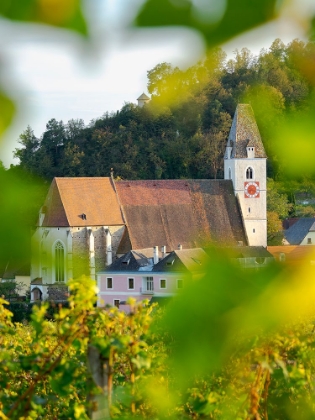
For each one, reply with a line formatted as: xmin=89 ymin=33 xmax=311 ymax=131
xmin=224 ymin=157 xmax=267 ymax=247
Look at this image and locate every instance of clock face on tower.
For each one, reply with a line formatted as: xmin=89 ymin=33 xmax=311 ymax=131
xmin=244 ymin=181 xmax=260 ymax=198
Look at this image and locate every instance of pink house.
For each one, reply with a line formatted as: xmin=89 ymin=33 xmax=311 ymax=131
xmin=97 ymin=247 xmax=209 ymax=311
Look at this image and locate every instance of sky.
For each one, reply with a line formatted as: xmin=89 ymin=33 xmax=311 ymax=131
xmin=0 ymin=0 xmax=314 ymax=166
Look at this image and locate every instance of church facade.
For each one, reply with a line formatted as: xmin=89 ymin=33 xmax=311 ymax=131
xmin=30 ymin=104 xmax=267 ymax=300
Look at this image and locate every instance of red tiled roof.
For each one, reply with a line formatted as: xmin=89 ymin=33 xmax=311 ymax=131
xmin=267 ymin=245 xmax=315 ymax=263
xmin=41 ymin=177 xmax=247 ymax=250
xmin=116 ymin=179 xmax=246 ymax=250
xmin=42 ymin=178 xmax=124 ymax=227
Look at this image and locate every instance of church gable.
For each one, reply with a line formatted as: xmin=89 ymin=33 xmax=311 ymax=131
xmin=42 ymin=177 xmax=124 ymax=227
xmin=42 ymin=178 xmax=69 ymax=227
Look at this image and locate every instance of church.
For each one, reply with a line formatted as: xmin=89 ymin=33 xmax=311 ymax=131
xmin=30 ymin=104 xmax=267 ymax=301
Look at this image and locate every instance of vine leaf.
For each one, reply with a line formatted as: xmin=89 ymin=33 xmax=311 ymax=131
xmin=0 ymin=92 xmax=15 ymax=138
xmin=0 ymin=0 xmax=87 ymax=36
xmin=134 ymin=0 xmax=282 ymax=48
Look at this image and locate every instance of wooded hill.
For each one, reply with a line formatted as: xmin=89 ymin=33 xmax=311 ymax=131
xmin=14 ymin=38 xmax=315 ymax=182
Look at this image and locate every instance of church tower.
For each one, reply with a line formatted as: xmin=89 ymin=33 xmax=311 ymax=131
xmin=224 ymin=104 xmax=267 ymax=247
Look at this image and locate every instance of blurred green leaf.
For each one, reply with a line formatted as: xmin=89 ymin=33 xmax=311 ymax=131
xmin=0 ymin=0 xmax=87 ymax=36
xmin=272 ymin=110 xmax=315 ymax=178
xmin=135 ymin=0 xmax=282 ymax=48
xmin=158 ymin=248 xmax=315 ymax=388
xmin=0 ymin=91 xmax=15 ymax=137
xmin=309 ymin=16 xmax=315 ymax=41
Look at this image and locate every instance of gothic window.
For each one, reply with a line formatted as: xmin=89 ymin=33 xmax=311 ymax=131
xmin=246 ymin=167 xmax=253 ymax=180
xmin=55 ymin=241 xmax=65 ymax=282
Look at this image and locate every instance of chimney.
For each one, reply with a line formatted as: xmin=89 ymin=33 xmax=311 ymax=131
xmin=153 ymin=246 xmax=159 ymax=264
xmin=161 ymin=245 xmax=166 ymax=259
xmin=106 ymin=229 xmax=112 ymax=266
xmin=178 ymin=244 xmax=182 ymax=251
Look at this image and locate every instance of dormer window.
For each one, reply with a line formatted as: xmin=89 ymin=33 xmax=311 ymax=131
xmin=246 ymin=167 xmax=253 ymax=180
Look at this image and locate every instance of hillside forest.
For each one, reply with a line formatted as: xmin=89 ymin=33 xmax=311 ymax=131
xmin=10 ymin=38 xmax=315 ymax=245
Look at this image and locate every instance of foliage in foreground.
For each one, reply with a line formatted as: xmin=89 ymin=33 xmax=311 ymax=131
xmin=1 ymin=259 xmax=315 ymax=419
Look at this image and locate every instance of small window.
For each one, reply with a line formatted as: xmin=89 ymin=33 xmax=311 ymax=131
xmin=107 ymin=277 xmax=113 ymax=289
xmin=253 ymin=229 xmax=255 ymax=233
xmin=229 ymin=168 xmax=231 ymax=179
xmin=177 ymin=279 xmax=183 ymax=289
xmin=145 ymin=277 xmax=154 ymax=292
xmin=128 ymin=278 xmax=134 ymax=289
xmin=248 ymin=207 xmax=251 ymax=213
xmin=160 ymin=279 xmax=166 ymax=289
xmin=114 ymin=299 xmax=120 ymax=308
xmin=246 ymin=167 xmax=253 ymax=180
xmin=307 ymin=238 xmax=312 ymax=244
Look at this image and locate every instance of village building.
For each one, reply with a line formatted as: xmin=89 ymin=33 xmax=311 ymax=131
xmin=97 ymin=245 xmax=274 ymax=311
xmin=137 ymin=92 xmax=150 ymax=107
xmin=283 ymin=217 xmax=315 ymax=245
xmin=30 ymin=104 xmax=268 ymax=302
xmin=97 ymin=247 xmax=209 ymax=310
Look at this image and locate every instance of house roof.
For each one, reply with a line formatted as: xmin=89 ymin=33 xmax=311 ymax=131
xmin=153 ymin=248 xmax=209 ymax=273
xmin=226 ymin=104 xmax=267 ymax=159
xmin=284 ymin=218 xmax=315 ymax=245
xmin=107 ymin=250 xmax=153 ymax=272
xmin=222 ymin=246 xmax=274 ymax=259
xmin=31 ymin=277 xmax=43 ymax=285
xmin=116 ymin=179 xmax=247 ymax=251
xmin=41 ymin=177 xmax=124 ymax=227
xmin=268 ymin=245 xmax=315 ymax=264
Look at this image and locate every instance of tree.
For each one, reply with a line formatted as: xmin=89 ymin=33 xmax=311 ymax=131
xmin=13 ymin=126 xmax=39 ymax=172
xmin=0 ymin=280 xmax=24 ymax=301
xmin=267 ymin=178 xmax=292 ymax=244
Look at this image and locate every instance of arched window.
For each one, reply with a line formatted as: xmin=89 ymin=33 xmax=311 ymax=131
xmin=228 ymin=168 xmax=231 ymax=179
xmin=55 ymin=241 xmax=65 ymax=282
xmin=246 ymin=167 xmax=253 ymax=180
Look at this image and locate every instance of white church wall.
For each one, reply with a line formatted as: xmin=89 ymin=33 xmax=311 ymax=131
xmin=31 ymin=224 xmax=126 ymax=284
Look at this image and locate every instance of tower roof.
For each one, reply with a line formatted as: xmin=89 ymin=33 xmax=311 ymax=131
xmin=226 ymin=104 xmax=266 ymax=159
xmin=137 ymin=93 xmax=150 ymax=101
